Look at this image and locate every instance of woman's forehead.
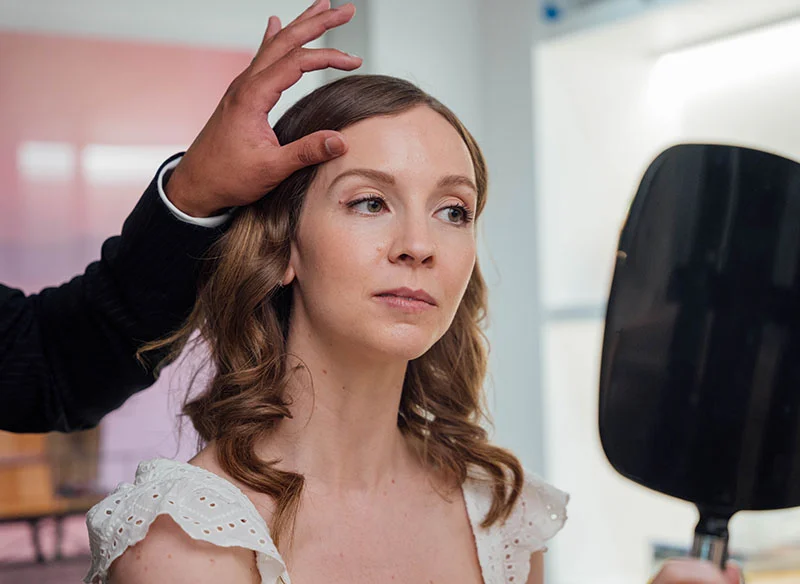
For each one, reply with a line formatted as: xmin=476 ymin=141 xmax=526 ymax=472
xmin=323 ymin=107 xmax=476 ymax=184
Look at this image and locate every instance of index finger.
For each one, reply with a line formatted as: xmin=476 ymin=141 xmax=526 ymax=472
xmin=293 ymin=0 xmax=332 ymax=24
xmin=253 ymin=0 xmax=329 ymax=63
xmin=250 ymin=3 xmax=356 ymax=74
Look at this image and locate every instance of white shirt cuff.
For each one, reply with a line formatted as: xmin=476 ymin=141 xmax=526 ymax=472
xmin=157 ymin=156 xmax=233 ymax=228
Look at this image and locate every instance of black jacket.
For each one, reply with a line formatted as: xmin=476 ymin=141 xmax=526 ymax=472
xmin=0 ymin=155 xmax=225 ymax=433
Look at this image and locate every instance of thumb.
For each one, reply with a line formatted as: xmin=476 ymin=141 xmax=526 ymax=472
xmin=724 ymin=561 xmax=744 ymax=584
xmin=278 ymin=130 xmax=348 ymax=176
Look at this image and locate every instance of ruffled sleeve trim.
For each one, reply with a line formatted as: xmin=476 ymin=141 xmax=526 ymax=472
xmin=84 ymin=458 xmax=287 ymax=584
xmin=464 ymin=466 xmax=568 ymax=584
xmin=517 ymin=469 xmax=569 ymax=552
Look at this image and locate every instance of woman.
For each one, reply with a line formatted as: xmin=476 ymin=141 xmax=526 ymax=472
xmin=88 ymin=76 xmax=565 ymax=583
xmin=85 ymin=3 xmax=743 ymax=584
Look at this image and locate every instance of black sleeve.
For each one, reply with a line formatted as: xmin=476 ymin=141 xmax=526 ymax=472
xmin=0 ymin=154 xmax=226 ymax=433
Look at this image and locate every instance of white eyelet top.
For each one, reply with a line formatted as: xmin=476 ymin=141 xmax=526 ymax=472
xmin=85 ymin=458 xmax=567 ymax=584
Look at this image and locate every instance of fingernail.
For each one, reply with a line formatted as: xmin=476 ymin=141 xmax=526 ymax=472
xmin=347 ymin=52 xmax=362 ymax=59
xmin=325 ymin=137 xmax=345 ymax=156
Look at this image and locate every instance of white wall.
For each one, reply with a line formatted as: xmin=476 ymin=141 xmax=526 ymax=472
xmin=536 ymin=40 xmax=697 ymax=584
xmin=365 ymin=0 xmax=484 ymax=144
xmin=535 ymin=45 xmax=674 ymax=311
xmin=659 ymin=17 xmax=800 ymax=161
xmin=477 ymin=0 xmax=551 ymax=480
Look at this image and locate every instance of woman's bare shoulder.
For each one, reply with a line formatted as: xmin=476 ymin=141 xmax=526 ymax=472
xmin=109 ymin=514 xmax=260 ymax=584
xmin=188 ymin=445 xmax=225 ymax=476
xmin=189 ymin=443 xmax=278 ymax=516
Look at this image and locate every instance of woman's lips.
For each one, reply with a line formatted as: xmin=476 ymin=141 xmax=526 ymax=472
xmin=374 ymin=287 xmax=437 ymax=311
xmin=375 ymin=288 xmax=437 ymax=305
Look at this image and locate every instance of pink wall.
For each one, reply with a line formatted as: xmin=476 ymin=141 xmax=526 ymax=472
xmin=1 ymin=31 xmax=250 ymax=288
xmin=0 ymin=31 xmax=250 ymax=562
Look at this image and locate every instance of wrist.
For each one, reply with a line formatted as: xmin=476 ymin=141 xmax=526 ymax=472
xmin=164 ymin=163 xmax=220 ymax=218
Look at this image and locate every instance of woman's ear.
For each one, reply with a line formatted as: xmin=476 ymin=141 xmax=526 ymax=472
xmin=281 ymin=264 xmax=296 ymax=287
xmin=282 ymin=241 xmax=298 ymax=286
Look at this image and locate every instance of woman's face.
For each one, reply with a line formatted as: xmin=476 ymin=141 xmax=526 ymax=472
xmin=284 ymin=105 xmax=478 ymax=361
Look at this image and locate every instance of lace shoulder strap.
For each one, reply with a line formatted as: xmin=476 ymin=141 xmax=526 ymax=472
xmin=84 ymin=458 xmax=288 ymax=584
xmin=463 ymin=467 xmax=568 ymax=584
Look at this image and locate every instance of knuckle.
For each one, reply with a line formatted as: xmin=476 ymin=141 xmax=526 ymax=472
xmin=224 ymin=74 xmax=264 ymax=110
xmin=221 ymin=86 xmax=244 ymax=110
xmin=224 ymin=82 xmax=249 ymax=109
xmin=282 ymin=26 xmax=305 ymax=48
xmin=287 ymin=46 xmax=306 ymax=63
xmin=224 ymin=74 xmax=243 ymax=97
xmin=296 ymin=142 xmax=319 ymax=166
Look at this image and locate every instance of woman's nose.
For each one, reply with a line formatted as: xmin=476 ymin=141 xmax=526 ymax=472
xmin=388 ymin=215 xmax=436 ymax=267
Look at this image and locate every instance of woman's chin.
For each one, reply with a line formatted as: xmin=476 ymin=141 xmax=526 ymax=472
xmin=355 ymin=329 xmax=440 ymax=362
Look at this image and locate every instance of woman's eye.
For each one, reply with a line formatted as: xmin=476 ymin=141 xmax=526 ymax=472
xmin=349 ymin=196 xmax=386 ymax=214
xmin=447 ymin=207 xmax=465 ymax=222
xmin=437 ymin=205 xmax=473 ymax=225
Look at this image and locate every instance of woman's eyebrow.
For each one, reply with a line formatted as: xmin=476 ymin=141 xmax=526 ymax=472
xmin=328 ymin=168 xmax=477 ymax=195
xmin=437 ymin=174 xmax=477 ymax=194
xmin=329 ymin=168 xmax=395 ymax=189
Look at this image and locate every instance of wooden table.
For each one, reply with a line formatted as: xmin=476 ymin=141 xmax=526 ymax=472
xmin=0 ymin=433 xmax=103 ymax=563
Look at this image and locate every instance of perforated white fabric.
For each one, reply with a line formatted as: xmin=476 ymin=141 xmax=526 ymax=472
xmin=85 ymin=459 xmax=567 ymax=584
xmin=84 ymin=459 xmax=287 ymax=584
xmin=463 ymin=468 xmax=569 ymax=584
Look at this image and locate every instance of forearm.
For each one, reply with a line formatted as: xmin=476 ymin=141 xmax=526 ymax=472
xmin=0 ymin=156 xmax=228 ymax=432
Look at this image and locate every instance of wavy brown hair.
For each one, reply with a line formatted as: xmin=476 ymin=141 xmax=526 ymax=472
xmin=144 ymin=74 xmax=523 ymax=547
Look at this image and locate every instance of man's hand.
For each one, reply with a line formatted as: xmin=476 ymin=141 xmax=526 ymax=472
xmin=166 ymin=0 xmax=362 ymax=218
xmin=652 ymin=558 xmax=743 ymax=584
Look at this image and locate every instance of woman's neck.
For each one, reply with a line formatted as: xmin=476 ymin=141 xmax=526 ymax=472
xmin=260 ymin=326 xmax=419 ymax=495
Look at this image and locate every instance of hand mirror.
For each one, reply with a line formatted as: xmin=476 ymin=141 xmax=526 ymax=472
xmin=600 ymin=143 xmax=800 ymax=565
